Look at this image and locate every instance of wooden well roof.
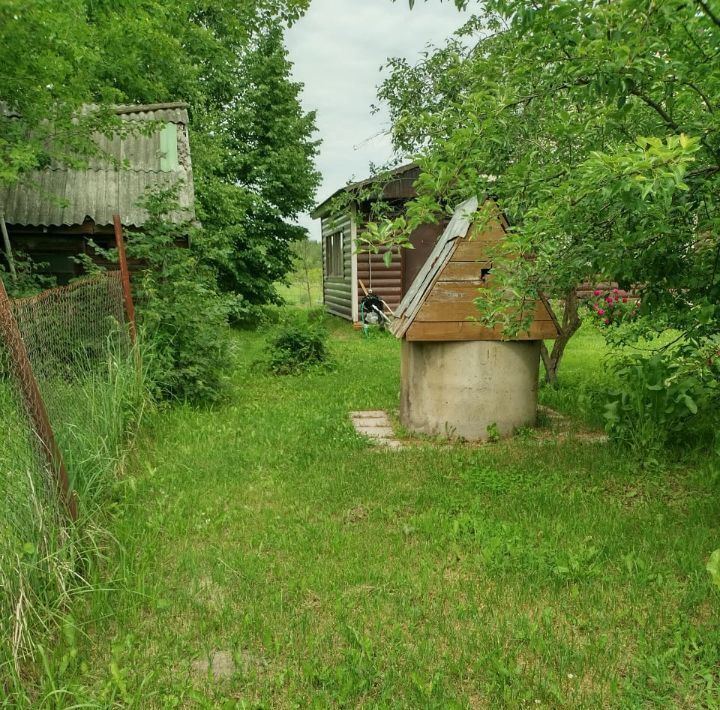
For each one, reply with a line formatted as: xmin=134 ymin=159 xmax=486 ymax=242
xmin=391 ymin=197 xmax=560 ymax=342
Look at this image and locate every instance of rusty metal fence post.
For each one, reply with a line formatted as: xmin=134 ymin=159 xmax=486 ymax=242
xmin=113 ymin=214 xmax=137 ymax=345
xmin=0 ymin=280 xmax=78 ymax=520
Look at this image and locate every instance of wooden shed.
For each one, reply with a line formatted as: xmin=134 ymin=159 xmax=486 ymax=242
xmin=310 ymin=163 xmax=447 ymax=322
xmin=0 ymin=102 xmax=195 ymax=283
xmin=391 ymin=196 xmax=559 ymax=441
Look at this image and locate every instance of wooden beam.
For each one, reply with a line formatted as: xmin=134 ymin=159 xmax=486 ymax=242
xmin=415 ymin=296 xmax=553 ymax=323
xmin=0 ymin=212 xmax=17 ymax=283
xmin=405 ymin=319 xmax=560 ymax=342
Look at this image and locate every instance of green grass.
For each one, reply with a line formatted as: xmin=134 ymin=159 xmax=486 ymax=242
xmin=275 ymin=267 xmax=323 ymax=309
xmin=25 ymin=319 xmax=719 ymax=708
xmin=0 ymin=339 xmax=146 ymax=702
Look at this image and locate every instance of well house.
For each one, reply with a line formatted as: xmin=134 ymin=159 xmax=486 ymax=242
xmin=392 ymin=196 xmax=560 ymax=441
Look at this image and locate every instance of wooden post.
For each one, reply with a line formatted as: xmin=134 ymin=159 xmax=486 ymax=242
xmin=0 ymin=212 xmax=17 ymax=283
xmin=0 ymin=280 xmax=77 ymax=520
xmin=112 ymin=214 xmax=137 ymax=344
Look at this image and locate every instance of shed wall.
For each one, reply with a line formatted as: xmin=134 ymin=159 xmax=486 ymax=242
xmin=321 ymin=212 xmax=354 ymax=320
xmin=356 ymin=245 xmax=402 ymax=313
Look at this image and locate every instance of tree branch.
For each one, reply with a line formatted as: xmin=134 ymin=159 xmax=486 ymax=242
xmin=629 ymin=87 xmax=679 ymax=130
xmin=682 ymin=80 xmax=714 ymax=113
xmin=696 ymin=0 xmax=720 ymax=30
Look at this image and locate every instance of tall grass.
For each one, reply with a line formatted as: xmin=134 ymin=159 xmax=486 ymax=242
xmin=0 ymin=336 xmax=148 ymax=702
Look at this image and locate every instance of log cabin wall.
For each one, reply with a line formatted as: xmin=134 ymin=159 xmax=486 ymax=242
xmin=356 ymin=244 xmax=402 ymax=313
xmin=321 ymin=211 xmax=354 ymax=320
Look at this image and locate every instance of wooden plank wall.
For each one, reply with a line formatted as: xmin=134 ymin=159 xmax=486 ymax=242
xmin=6 ymin=225 xmax=188 ymax=284
xmin=356 ymin=245 xmax=402 ymax=314
xmin=406 ymin=217 xmax=559 ymax=341
xmin=321 ymin=212 xmax=353 ymax=320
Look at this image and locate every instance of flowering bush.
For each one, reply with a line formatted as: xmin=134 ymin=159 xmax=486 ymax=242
xmin=588 ymin=288 xmax=637 ymax=327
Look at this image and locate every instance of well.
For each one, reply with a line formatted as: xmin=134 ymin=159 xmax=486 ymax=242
xmin=391 ymin=196 xmax=558 ymax=442
xmin=400 ymin=339 xmax=541 ymax=441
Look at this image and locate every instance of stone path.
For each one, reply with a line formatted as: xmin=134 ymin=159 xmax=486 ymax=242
xmin=350 ymin=410 xmax=403 ymax=449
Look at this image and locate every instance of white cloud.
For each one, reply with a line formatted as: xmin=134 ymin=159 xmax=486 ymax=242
xmin=286 ymin=0 xmax=468 ymax=237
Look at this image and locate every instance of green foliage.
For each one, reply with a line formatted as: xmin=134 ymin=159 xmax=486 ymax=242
xmin=127 ymin=188 xmax=232 ymax=403
xmin=266 ymin=316 xmax=329 ymax=375
xmin=0 ymin=252 xmax=55 ymax=298
xmin=193 ymin=26 xmax=321 ymax=310
xmin=2 ymin=1 xmax=319 ymax=311
xmin=379 ymin=0 xmax=720 ymax=374
xmin=604 ymin=343 xmax=720 ymax=458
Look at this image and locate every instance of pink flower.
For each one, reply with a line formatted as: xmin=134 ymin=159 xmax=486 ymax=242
xmin=604 ymin=318 xmax=610 ymax=325
xmin=613 ymin=288 xmax=619 ymax=294
xmin=593 ymin=289 xmax=602 ymax=296
xmin=606 ymin=296 xmax=614 ymax=304
xmin=597 ymin=308 xmax=605 ymax=316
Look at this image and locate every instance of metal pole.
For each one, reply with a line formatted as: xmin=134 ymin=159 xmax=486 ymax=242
xmin=112 ymin=214 xmax=137 ymax=345
xmin=0 ymin=212 xmax=18 ymax=283
xmin=0 ymin=280 xmax=77 ymax=520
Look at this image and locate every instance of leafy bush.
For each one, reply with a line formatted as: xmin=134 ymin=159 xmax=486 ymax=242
xmin=0 ymin=251 xmax=56 ymax=298
xmin=604 ymin=342 xmax=720 ymax=458
xmin=126 ymin=188 xmax=233 ymax=403
xmin=266 ymin=317 xmax=329 ymax=375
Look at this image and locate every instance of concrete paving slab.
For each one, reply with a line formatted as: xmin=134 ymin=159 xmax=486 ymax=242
xmin=355 ymin=425 xmax=395 ymax=437
xmin=350 ymin=410 xmax=404 ymax=449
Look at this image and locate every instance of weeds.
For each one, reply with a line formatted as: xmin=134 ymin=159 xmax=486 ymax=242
xmin=0 ymin=337 xmax=147 ymax=701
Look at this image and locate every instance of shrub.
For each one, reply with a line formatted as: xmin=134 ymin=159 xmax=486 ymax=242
xmin=0 ymin=251 xmax=55 ymax=298
xmin=603 ymin=341 xmax=720 ymax=458
xmin=266 ymin=318 xmax=329 ymax=375
xmin=587 ymin=288 xmax=637 ymax=327
xmin=126 ymin=188 xmax=233 ymax=403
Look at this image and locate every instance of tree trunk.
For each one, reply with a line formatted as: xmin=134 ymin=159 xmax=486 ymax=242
xmin=539 ymin=289 xmax=582 ymax=386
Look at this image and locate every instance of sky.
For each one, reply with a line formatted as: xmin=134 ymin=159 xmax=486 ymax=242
xmin=286 ymin=0 xmax=469 ymax=239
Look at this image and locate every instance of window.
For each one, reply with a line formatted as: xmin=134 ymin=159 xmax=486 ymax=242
xmin=325 ymin=231 xmax=344 ymax=277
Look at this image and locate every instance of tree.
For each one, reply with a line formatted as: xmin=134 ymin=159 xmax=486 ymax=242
xmin=0 ymin=1 xmax=121 ymax=186
xmin=383 ymin=0 xmax=720 ymax=384
xmin=1 ymin=0 xmax=319 ymax=314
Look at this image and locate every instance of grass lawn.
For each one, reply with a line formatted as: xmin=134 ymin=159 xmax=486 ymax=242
xmin=46 ymin=321 xmax=720 ymax=708
xmin=275 ymin=267 xmax=323 ymax=310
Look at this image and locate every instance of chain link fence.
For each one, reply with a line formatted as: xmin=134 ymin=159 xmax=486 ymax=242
xmin=0 ymin=270 xmax=138 ymax=667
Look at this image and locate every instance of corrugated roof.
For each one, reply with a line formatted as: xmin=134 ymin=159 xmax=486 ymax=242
xmin=311 ymin=162 xmax=419 ymax=219
xmin=0 ymin=102 xmax=195 ymax=228
xmin=112 ymin=102 xmax=189 ymax=124
xmin=0 ymin=168 xmax=194 ymax=228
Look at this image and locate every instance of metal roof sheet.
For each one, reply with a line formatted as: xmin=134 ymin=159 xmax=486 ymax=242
xmin=0 ymin=168 xmax=194 ymax=228
xmin=0 ymin=103 xmax=195 ymax=228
